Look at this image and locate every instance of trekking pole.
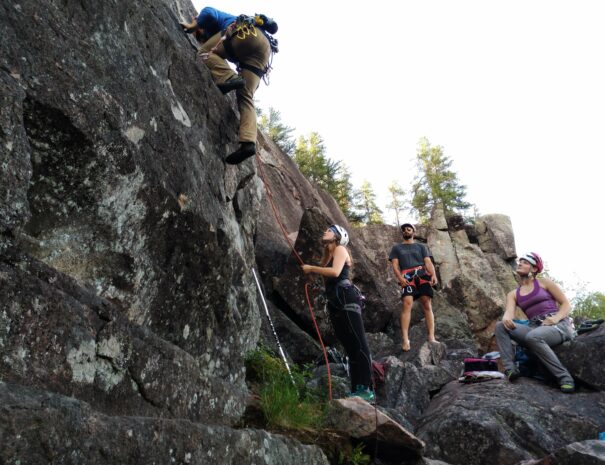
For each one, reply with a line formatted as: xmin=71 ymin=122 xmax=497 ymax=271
xmin=252 ymin=267 xmax=295 ymax=386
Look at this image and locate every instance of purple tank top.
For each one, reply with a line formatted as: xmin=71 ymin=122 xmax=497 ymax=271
xmin=516 ymin=279 xmax=559 ymax=320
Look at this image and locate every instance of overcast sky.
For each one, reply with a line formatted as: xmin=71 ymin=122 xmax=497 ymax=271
xmin=191 ymin=0 xmax=604 ymax=295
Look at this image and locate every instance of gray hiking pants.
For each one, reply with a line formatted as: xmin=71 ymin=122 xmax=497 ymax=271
xmin=495 ymin=320 xmax=574 ymax=385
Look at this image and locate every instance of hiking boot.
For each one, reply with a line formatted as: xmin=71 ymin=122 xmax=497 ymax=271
xmin=347 ymin=385 xmax=375 ymax=403
xmin=217 ymin=76 xmax=245 ymax=94
xmin=505 ymin=368 xmax=521 ymax=382
xmin=560 ymin=382 xmax=575 ymax=393
xmin=225 ymin=142 xmax=256 ymax=165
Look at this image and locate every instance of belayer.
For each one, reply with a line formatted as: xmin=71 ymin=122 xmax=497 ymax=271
xmin=180 ymin=7 xmax=278 ymax=164
xmin=302 ymin=225 xmax=375 ymax=402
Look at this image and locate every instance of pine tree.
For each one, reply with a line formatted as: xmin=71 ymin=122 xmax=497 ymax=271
xmin=293 ymin=132 xmax=330 ymax=186
xmin=386 ymin=181 xmax=407 ymax=227
xmin=332 ymin=166 xmax=362 ymax=223
xmin=293 ymin=133 xmax=361 ymax=223
xmin=357 ymin=180 xmax=384 ymax=225
xmin=257 ymin=107 xmax=295 ymax=155
xmin=411 ymin=137 xmax=470 ymax=222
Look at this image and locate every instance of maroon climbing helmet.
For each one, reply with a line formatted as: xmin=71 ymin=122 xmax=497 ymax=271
xmin=520 ymin=252 xmax=544 ymax=273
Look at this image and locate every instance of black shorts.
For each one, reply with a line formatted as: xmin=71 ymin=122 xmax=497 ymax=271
xmin=400 ymin=281 xmax=433 ymax=300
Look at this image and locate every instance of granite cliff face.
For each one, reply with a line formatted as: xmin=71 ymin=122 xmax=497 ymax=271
xmin=1 ymin=0 xmax=329 ymax=463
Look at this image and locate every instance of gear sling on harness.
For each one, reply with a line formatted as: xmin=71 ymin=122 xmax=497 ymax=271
xmin=222 ymin=15 xmax=278 ymax=80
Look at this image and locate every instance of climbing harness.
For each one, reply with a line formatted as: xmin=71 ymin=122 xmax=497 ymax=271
xmin=529 ymin=312 xmax=574 ymax=341
xmin=199 ymin=14 xmax=278 ymax=85
xmin=224 ymin=16 xmax=277 ymax=85
xmin=400 ymin=265 xmax=431 ymax=295
xmin=252 ymin=267 xmax=295 ymax=385
xmin=331 ymin=279 xmax=366 ymax=311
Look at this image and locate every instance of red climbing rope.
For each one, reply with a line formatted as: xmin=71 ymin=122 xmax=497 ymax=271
xmin=304 ymin=282 xmax=333 ymax=400
xmin=255 ymin=154 xmax=304 ymax=266
xmin=255 ymin=153 xmax=333 ymax=400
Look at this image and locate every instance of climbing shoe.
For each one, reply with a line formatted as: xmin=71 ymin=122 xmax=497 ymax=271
xmin=347 ymin=385 xmax=375 ymax=403
xmin=225 ymin=142 xmax=256 ymax=165
xmin=560 ymin=383 xmax=575 ymax=393
xmin=217 ymin=76 xmax=245 ymax=94
xmin=505 ymin=368 xmax=521 ymax=382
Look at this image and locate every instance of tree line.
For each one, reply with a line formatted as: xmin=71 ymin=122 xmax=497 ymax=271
xmin=258 ymin=107 xmax=471 ymax=227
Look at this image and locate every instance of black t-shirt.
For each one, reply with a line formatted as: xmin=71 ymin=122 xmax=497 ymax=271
xmin=388 ymin=242 xmax=430 ymax=272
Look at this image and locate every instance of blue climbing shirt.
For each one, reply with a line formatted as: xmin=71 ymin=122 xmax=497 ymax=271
xmin=196 ymin=7 xmax=237 ymax=37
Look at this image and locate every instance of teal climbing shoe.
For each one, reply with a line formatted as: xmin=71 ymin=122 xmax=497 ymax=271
xmin=347 ymin=385 xmax=375 ymax=403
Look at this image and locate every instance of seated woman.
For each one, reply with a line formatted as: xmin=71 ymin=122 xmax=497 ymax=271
xmin=495 ymin=252 xmax=576 ymax=393
xmin=302 ymin=225 xmax=374 ymax=401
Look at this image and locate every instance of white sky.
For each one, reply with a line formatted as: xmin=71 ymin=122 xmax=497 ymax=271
xmin=192 ymin=1 xmax=604 ymax=294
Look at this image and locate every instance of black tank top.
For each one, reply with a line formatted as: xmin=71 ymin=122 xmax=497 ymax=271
xmin=324 ymin=259 xmax=351 ymax=295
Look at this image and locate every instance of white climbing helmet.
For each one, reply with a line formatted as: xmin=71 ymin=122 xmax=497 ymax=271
xmin=329 ymin=224 xmax=349 ymax=246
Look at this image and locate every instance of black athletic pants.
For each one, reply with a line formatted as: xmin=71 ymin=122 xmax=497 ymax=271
xmin=327 ymin=285 xmax=372 ymax=391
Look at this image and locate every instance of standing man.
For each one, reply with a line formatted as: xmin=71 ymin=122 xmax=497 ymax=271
xmin=181 ymin=7 xmax=277 ymax=164
xmin=389 ymin=223 xmax=438 ymax=351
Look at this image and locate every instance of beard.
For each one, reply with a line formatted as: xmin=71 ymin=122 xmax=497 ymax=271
xmin=402 ymin=232 xmax=413 ymax=240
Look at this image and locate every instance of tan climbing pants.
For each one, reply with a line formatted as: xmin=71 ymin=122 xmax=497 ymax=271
xmin=198 ymin=28 xmax=270 ymax=143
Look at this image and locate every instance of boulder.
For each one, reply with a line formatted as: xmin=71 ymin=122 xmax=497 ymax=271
xmin=516 ymin=440 xmax=605 ymax=464
xmin=271 ymin=207 xmax=339 ymax=345
xmin=484 ymin=252 xmax=519 ymax=297
xmin=475 ymin=214 xmax=517 ymax=260
xmin=381 ymin=334 xmax=462 ymax=427
xmin=367 ymin=332 xmax=400 ymax=360
xmin=430 ymin=206 xmax=449 ymax=231
xmin=354 ymin=224 xmax=402 ymax=278
xmin=416 ymin=379 xmax=605 ymax=465
xmin=382 ymin=357 xmax=432 ymax=426
xmin=556 ymin=326 xmax=605 ymax=390
xmin=445 ymin=238 xmax=507 ymax=348
xmin=432 ymin=292 xmax=476 ymax=346
xmin=428 ymin=228 xmax=459 ymax=289
xmin=325 ymin=397 xmax=425 ymax=461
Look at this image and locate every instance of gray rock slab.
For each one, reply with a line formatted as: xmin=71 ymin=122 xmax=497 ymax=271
xmin=0 ymin=248 xmax=247 ymax=425
xmin=0 ymin=382 xmax=330 ymax=465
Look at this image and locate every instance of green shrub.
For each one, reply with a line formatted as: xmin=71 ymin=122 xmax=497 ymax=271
xmin=338 ymin=443 xmax=371 ymax=465
xmin=572 ymin=291 xmax=605 ymax=321
xmin=245 ymin=348 xmax=326 ymax=430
